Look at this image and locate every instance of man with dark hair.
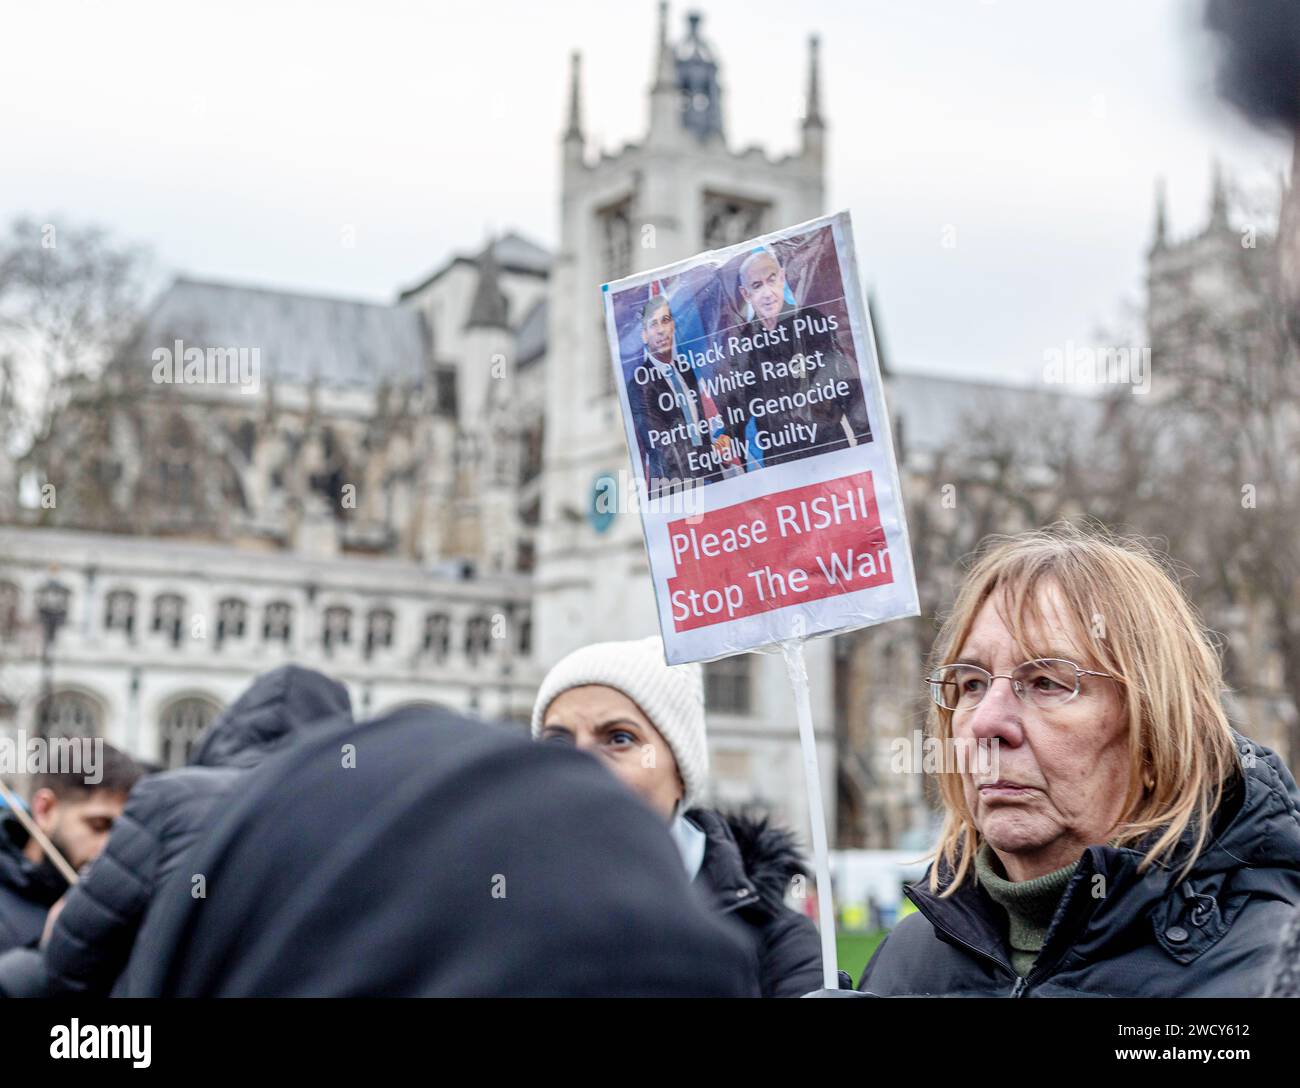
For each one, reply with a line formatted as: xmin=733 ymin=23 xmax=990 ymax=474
xmin=0 ymin=664 xmax=351 ymax=996
xmin=630 ymin=295 xmax=735 ymax=494
xmin=0 ymin=742 xmax=142 ymax=954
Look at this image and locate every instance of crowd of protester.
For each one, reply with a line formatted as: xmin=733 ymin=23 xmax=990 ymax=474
xmin=1 ymin=526 xmax=1298 ymax=997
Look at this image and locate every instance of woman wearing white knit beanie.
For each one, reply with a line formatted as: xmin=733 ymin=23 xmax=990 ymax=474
xmin=532 ymin=635 xmax=823 ymax=997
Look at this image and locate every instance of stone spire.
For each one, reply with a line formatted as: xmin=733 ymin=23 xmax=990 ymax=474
xmin=564 ymin=51 xmax=583 ymax=144
xmin=465 ymin=237 xmax=509 ymax=330
xmin=804 ymin=35 xmax=824 ymax=130
xmin=1208 ymin=158 xmax=1230 ymax=230
xmin=802 ymin=34 xmax=825 ymax=162
xmin=1152 ymin=176 xmax=1167 ymax=250
xmin=652 ymin=0 xmax=675 ymax=92
xmin=648 ymin=0 xmax=679 ymax=143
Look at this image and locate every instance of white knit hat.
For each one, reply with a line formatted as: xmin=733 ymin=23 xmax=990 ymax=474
xmin=531 ymin=636 xmax=709 ymax=808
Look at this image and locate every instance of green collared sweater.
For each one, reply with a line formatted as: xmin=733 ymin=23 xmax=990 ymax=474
xmin=974 ymin=842 xmax=1078 ymax=978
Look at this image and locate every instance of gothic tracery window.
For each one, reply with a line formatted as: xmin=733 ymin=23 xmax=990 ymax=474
xmin=464 ymin=614 xmax=493 ymax=664
xmin=600 ymin=200 xmax=634 ymax=283
xmin=36 ymin=691 xmax=103 ymax=738
xmin=423 ymin=613 xmax=451 ymax=661
xmin=157 ymin=414 xmax=196 ymax=509
xmin=263 ymin=601 xmax=293 ymax=643
xmin=0 ymin=582 xmax=20 ymax=641
xmin=152 ymin=593 xmax=185 ymax=647
xmin=104 ymin=589 xmax=136 ymax=637
xmin=365 ymin=607 xmax=395 ymax=659
xmin=216 ymin=598 xmax=247 ymax=647
xmin=323 ymin=605 xmax=353 ymax=653
xmin=159 ymin=697 xmax=221 ymax=769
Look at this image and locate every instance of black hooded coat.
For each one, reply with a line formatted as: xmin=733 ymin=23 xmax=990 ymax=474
xmin=689 ymin=808 xmax=823 ymax=997
xmin=859 ymin=734 xmax=1300 ymax=997
xmin=0 ymin=664 xmax=351 ymax=997
xmin=124 ymin=706 xmax=758 ymax=997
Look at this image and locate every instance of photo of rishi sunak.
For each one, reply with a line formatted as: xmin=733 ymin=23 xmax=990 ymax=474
xmin=624 ymin=291 xmax=738 ymax=497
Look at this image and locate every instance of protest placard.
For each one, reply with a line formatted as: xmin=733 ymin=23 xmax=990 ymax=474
xmin=603 ymin=211 xmax=919 ymax=991
xmin=601 ymin=210 xmax=919 ymax=666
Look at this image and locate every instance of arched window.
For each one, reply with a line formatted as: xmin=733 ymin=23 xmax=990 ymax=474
xmin=234 ymin=419 xmax=256 ymax=461
xmin=365 ymin=608 xmax=395 ymax=659
xmin=157 ymin=414 xmax=196 ymax=508
xmin=104 ymin=589 xmax=137 ymax=637
xmin=322 ymin=606 xmax=352 ymax=653
xmin=0 ymin=581 xmax=19 ymax=641
xmin=216 ymin=598 xmax=247 ymax=648
xmin=152 ymin=593 xmax=185 ymax=647
xmin=464 ymin=614 xmax=493 ymax=664
xmin=158 ymin=696 xmax=221 ymax=769
xmin=600 ymin=199 xmax=633 ymax=282
xmin=423 ymin=613 xmax=451 ymax=661
xmin=36 ymin=691 xmax=103 ymax=738
xmin=263 ymin=601 xmax=293 ymax=643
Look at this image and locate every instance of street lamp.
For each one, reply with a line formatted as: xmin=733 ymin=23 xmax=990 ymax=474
xmin=499 ymin=601 xmax=517 ymax=725
xmin=34 ymin=578 xmax=70 ymax=740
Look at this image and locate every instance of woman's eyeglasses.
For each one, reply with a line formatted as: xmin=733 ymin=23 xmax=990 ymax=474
xmin=925 ymin=658 xmax=1113 ymax=712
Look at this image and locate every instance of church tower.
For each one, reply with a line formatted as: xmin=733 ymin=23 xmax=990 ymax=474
xmin=536 ymin=3 xmax=834 ymax=827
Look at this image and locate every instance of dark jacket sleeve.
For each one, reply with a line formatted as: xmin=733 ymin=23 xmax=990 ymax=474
xmin=39 ymin=786 xmax=166 ymax=994
xmin=757 ymin=907 xmax=824 ymax=998
xmin=42 ymin=768 xmax=235 ymax=996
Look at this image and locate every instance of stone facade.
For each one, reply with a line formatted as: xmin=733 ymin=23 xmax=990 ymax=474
xmin=0 ymin=5 xmax=840 ymax=837
xmin=534 ymin=4 xmax=837 ymax=837
xmin=4 ymin=6 xmax=1283 ymax=847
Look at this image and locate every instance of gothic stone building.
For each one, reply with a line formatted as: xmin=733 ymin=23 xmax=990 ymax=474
xmin=0 ymin=6 xmax=847 ymax=840
xmin=4 ymin=6 xmax=1281 ymax=848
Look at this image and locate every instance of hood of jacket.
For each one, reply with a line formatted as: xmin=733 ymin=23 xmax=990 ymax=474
xmin=688 ymin=807 xmax=809 ymax=918
xmin=189 ymin=665 xmax=352 ymax=770
xmin=902 ymin=730 xmax=1300 ymax=992
xmin=127 ymin=707 xmax=756 ymax=996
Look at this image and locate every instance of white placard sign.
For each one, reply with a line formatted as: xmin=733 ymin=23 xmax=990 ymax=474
xmin=601 ymin=211 xmax=919 ymax=664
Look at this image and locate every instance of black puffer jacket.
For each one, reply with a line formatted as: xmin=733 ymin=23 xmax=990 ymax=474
xmin=0 ymin=813 xmax=67 ymax=955
xmin=125 ymin=708 xmax=757 ymax=996
xmin=0 ymin=664 xmax=351 ymax=997
xmin=689 ymin=807 xmax=823 ymax=997
xmin=859 ymin=733 xmax=1300 ymax=997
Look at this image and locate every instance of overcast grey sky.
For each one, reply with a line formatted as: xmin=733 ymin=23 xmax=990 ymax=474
xmin=2 ymin=0 xmax=1291 ymax=385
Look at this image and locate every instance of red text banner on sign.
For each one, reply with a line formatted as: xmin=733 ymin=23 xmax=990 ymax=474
xmin=666 ymin=469 xmax=893 ymax=632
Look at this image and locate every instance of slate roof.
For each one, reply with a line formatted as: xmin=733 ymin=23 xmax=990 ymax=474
xmin=516 ymin=298 xmax=548 ymax=367
xmin=134 ymin=277 xmax=430 ymax=390
xmin=465 ymin=241 xmax=510 ymax=330
xmin=884 ymin=369 xmax=1099 ymax=453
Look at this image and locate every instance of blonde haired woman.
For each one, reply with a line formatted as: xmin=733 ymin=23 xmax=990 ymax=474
xmin=859 ymin=524 xmax=1300 ymax=997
